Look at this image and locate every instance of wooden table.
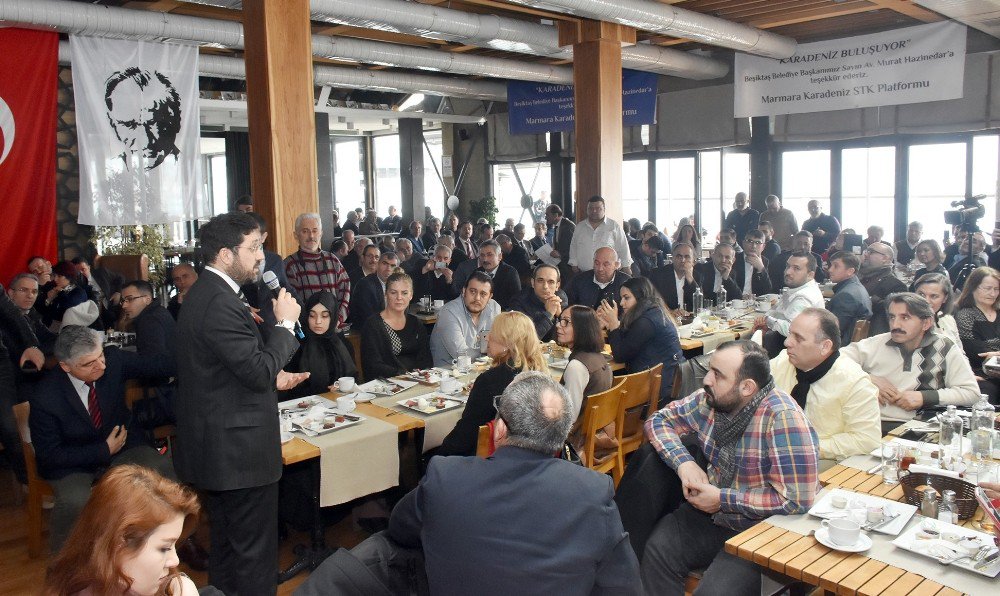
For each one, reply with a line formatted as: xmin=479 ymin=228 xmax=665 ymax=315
xmin=723 ymin=463 xmax=987 ymax=595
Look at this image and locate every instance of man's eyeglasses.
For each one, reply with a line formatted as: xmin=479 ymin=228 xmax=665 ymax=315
xmin=556 ymin=317 xmax=572 ymax=327
xmin=120 ymin=294 xmax=150 ymax=305
xmin=239 ymin=243 xmax=263 ymax=254
xmin=746 ymin=240 xmax=764 ymax=246
xmin=12 ymin=287 xmax=38 ymax=296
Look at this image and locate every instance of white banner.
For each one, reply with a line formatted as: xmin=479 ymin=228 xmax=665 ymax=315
xmin=71 ymin=36 xmax=206 ymax=226
xmin=735 ymin=22 xmax=967 ymax=118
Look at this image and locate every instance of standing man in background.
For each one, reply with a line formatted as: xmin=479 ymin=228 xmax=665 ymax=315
xmin=758 ymin=195 xmax=798 ymax=252
xmin=723 ymin=192 xmax=759 ymax=244
xmin=801 ymin=200 xmax=841 ymax=256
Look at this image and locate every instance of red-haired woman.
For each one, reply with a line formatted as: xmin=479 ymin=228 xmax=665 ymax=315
xmin=45 ymin=465 xmax=201 ymax=596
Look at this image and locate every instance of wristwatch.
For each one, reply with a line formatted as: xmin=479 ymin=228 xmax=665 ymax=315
xmin=275 ymin=319 xmax=295 ymax=331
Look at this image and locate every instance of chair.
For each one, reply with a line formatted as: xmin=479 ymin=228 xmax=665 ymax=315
xmin=579 ymin=379 xmax=626 ymax=482
xmin=13 ymin=402 xmax=52 ymax=558
xmin=615 ymin=363 xmax=664 ymax=466
xmin=475 ymin=422 xmax=494 ymax=458
xmin=852 ymin=319 xmax=870 ymax=342
xmin=94 ymin=253 xmax=150 ymax=282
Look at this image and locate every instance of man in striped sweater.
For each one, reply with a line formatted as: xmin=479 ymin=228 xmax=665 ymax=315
xmin=283 ymin=212 xmax=351 ymax=329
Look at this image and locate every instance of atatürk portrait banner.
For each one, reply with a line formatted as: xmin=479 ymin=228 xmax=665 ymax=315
xmin=71 ymin=36 xmax=207 ymax=226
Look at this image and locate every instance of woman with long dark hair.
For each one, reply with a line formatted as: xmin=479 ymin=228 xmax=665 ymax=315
xmin=597 ymin=277 xmax=683 ymax=406
xmin=284 ymin=291 xmax=356 ymax=398
xmin=913 ymin=272 xmax=961 ymax=348
xmin=955 ymin=266 xmax=1000 ymax=403
xmin=45 ymin=465 xmax=201 ymax=596
xmin=909 ymin=239 xmax=948 ymax=291
xmin=555 ymin=305 xmax=613 ymax=420
xmin=360 ymin=270 xmax=432 ymax=380
xmin=672 ymin=224 xmax=701 ymax=256
xmin=43 ymin=261 xmax=90 ymax=327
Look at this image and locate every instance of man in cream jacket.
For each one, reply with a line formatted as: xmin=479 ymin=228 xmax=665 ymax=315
xmin=771 ymin=308 xmax=881 ymax=470
xmin=842 ymin=292 xmax=979 ymax=435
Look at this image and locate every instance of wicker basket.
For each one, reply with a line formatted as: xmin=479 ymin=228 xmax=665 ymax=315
xmin=900 ymin=471 xmax=978 ymax=520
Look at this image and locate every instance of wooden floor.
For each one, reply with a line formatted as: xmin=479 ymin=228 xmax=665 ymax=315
xmin=0 ymin=466 xmax=377 ymax=596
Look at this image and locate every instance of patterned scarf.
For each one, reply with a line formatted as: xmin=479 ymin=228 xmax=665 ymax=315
xmin=711 ymin=378 xmax=774 ymax=489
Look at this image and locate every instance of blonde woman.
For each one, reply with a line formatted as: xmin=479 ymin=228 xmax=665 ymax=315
xmin=436 ymin=311 xmax=547 ymax=457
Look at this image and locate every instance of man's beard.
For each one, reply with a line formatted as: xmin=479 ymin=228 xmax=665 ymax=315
xmin=228 ymin=258 xmax=260 ymax=285
xmin=704 ymin=384 xmax=740 ymax=414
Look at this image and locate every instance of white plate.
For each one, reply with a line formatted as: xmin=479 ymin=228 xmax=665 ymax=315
xmin=808 ymin=488 xmax=916 ymax=536
xmin=815 ymin=527 xmax=872 ymax=553
xmin=290 ymin=410 xmax=365 ymax=435
xmin=548 ymin=358 xmax=569 ymax=369
xmin=396 ymin=394 xmax=465 ymax=415
xmin=357 ymin=379 xmax=417 ymax=395
xmin=891 ymin=520 xmax=1000 ymax=577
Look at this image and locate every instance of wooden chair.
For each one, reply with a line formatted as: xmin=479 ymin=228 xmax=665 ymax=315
xmin=579 ymin=379 xmax=626 ymax=482
xmin=13 ymin=402 xmax=52 ymax=558
xmin=94 ymin=253 xmax=150 ymax=282
xmin=852 ymin=319 xmax=870 ymax=342
xmin=615 ymin=363 xmax=664 ymax=464
xmin=475 ymin=422 xmax=494 ymax=458
xmin=124 ymin=380 xmax=176 ymax=443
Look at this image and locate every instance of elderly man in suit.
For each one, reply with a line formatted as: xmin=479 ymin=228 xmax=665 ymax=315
xmin=695 ymin=243 xmax=741 ymax=305
xmin=451 ymin=240 xmax=521 ymax=309
xmin=29 ymin=325 xmax=176 ymax=551
xmin=174 ymin=212 xmax=308 ymax=596
xmin=649 ymin=242 xmax=700 ymax=312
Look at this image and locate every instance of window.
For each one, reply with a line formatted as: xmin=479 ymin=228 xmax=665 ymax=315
xmin=423 ymin=129 xmax=446 ymax=219
xmin=700 ymin=152 xmax=723 ymax=244
xmin=492 ymin=161 xmax=552 ymax=226
xmin=655 ymin=157 xmax=695 ymax=237
xmin=972 ymin=135 xmax=998 ymax=236
xmin=621 ymin=159 xmax=649 ymax=224
xmin=373 ymin=135 xmax=401 ymax=216
xmin=333 ymin=138 xmax=365 ymax=216
xmin=781 ymin=149 xmax=830 ymax=224
xmin=841 ymin=146 xmax=895 ymax=241
xmin=723 ymin=153 xmax=751 ymax=209
xmin=909 ymin=143 xmax=966 ymax=246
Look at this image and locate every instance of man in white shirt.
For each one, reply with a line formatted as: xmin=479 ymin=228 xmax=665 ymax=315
xmin=754 ymin=251 xmax=824 ymax=357
xmin=431 ymin=271 xmax=501 ymax=366
xmin=568 ymin=196 xmax=632 ymax=273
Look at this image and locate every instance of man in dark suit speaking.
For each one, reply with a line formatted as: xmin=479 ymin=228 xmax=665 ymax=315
xmin=174 ymin=212 xmax=308 ymax=595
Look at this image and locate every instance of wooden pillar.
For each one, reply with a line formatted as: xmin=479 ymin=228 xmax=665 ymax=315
xmin=243 ymin=0 xmax=318 ymax=257
xmin=559 ymin=20 xmax=636 ymax=224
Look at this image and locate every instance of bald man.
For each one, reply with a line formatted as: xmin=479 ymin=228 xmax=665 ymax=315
xmin=167 ymin=263 xmax=198 ymax=320
xmin=566 ymin=247 xmax=632 ymax=309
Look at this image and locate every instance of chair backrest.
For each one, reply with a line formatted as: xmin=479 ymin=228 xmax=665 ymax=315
xmin=617 ymin=363 xmax=664 ymax=439
xmin=476 ymin=422 xmax=494 ymax=458
xmin=581 ymin=379 xmax=625 ymax=462
xmin=852 ymin=319 xmax=870 ymax=342
xmin=13 ymin=401 xmax=31 ymax=446
xmin=95 ymin=254 xmax=150 ymax=283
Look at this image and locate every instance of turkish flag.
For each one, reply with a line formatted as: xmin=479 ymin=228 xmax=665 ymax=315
xmin=0 ymin=28 xmax=59 ymax=287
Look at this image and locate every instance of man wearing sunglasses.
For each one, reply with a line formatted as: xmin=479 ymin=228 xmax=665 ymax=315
xmin=859 ymin=242 xmax=907 ymax=335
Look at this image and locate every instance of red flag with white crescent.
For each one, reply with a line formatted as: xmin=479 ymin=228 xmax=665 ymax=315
xmin=0 ymin=28 xmax=59 ymax=287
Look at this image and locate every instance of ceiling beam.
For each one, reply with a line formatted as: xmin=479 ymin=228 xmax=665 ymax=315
xmin=867 ymin=0 xmax=943 ymax=22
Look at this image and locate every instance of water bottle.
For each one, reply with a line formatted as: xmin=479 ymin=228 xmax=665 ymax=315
xmin=938 ymin=405 xmax=963 ymax=467
xmin=717 ymin=285 xmax=727 ymax=310
xmin=692 ymin=286 xmax=704 ymax=315
xmin=970 ymin=394 xmax=996 ymax=467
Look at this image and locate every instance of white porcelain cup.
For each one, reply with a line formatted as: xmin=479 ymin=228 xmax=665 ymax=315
xmin=678 ymin=326 xmax=693 ymax=339
xmin=821 ymin=518 xmax=861 ymax=546
xmin=866 ymin=506 xmax=885 ymax=524
xmin=454 ymin=355 xmax=472 ymax=371
xmin=338 ymin=376 xmax=355 ymax=392
xmin=336 ymin=396 xmax=356 ymax=412
xmin=433 ymin=299 xmax=444 ymax=309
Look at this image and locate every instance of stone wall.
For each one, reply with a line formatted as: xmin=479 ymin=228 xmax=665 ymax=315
xmin=55 ymin=66 xmax=93 ymax=261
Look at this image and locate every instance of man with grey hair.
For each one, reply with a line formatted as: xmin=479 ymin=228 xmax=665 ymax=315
xmin=386 ymin=371 xmax=641 ymax=593
xmin=859 ymin=241 xmax=906 ymax=335
xmin=284 ymin=212 xmax=351 ymax=327
xmin=451 ymin=239 xmax=521 ymax=309
xmin=895 ymin=221 xmax=923 ymax=265
xmin=842 ymin=292 xmax=979 ymax=433
xmin=437 ymin=234 xmax=468 ymax=271
xmin=29 ymin=325 xmax=176 ymax=550
xmin=416 ymin=244 xmax=457 ymax=301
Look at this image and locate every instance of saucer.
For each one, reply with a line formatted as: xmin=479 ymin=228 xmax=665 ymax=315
xmin=280 ymin=431 xmax=294 ymax=444
xmin=815 ymin=527 xmax=872 ymax=553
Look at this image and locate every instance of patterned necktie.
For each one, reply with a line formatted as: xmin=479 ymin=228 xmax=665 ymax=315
xmin=85 ymin=381 xmax=102 ymax=428
xmin=238 ymin=290 xmax=264 ymax=324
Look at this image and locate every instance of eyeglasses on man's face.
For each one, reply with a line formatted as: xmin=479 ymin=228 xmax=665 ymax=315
xmin=120 ymin=294 xmax=150 ymax=305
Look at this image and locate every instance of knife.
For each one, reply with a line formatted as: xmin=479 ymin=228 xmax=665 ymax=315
xmin=974 ymin=549 xmax=999 ymax=570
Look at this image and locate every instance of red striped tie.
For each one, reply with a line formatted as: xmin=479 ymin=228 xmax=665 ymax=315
xmin=85 ymin=381 xmax=102 ymax=428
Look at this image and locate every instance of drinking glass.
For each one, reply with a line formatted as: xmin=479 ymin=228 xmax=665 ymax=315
xmin=881 ymin=443 xmax=901 ymax=485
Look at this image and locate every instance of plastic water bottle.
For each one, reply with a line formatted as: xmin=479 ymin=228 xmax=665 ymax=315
xmin=717 ymin=285 xmax=727 ymax=310
xmin=692 ymin=286 xmax=704 ymax=315
xmin=970 ymin=394 xmax=996 ymax=469
xmin=938 ymin=405 xmax=963 ymax=467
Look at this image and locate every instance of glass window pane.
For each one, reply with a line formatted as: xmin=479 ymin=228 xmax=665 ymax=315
xmin=909 ymin=143 xmax=966 ymax=246
xmin=700 ymin=153 xmax=722 ymax=245
xmin=373 ymin=135 xmax=401 ymax=216
xmin=972 ymin=135 xmax=998 ymax=234
xmin=723 ymin=153 xmax=751 ymax=204
xmin=211 ymin=155 xmax=228 ymax=216
xmin=333 ymin=138 xmax=365 ymax=216
xmin=781 ymin=149 xmax=830 ymax=223
xmin=622 ymin=159 xmax=649 ymax=224
xmin=841 ymin=146 xmax=895 ymax=242
xmin=654 ymin=157 xmax=695 ymax=239
xmin=492 ymin=162 xmax=552 ymax=226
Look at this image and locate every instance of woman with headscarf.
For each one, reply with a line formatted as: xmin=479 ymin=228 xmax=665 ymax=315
xmin=284 ymin=291 xmax=355 ymax=399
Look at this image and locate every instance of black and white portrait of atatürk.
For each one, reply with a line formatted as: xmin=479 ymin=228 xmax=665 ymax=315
xmin=104 ymin=67 xmax=182 ymax=171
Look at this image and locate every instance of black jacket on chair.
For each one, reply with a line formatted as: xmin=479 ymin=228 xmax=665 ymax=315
xmin=648 ymin=266 xmax=699 ymax=311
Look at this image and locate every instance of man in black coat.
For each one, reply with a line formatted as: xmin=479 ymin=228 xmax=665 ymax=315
xmin=649 ymin=242 xmax=700 ymax=311
xmin=767 ymin=231 xmax=827 ymax=291
xmin=350 ymin=251 xmax=398 ymax=327
xmin=730 ymin=230 xmax=773 ymax=298
xmin=414 ymin=244 xmax=458 ymax=302
xmin=695 ymin=243 xmax=741 ymax=305
xmin=801 ymin=200 xmax=841 ymax=256
xmin=174 ymin=213 xmax=309 ymax=595
xmin=566 ymin=247 xmax=630 ymax=310
xmin=545 ymin=204 xmax=575 ymax=281
xmin=496 ymin=233 xmax=532 ymax=281
xmin=451 ymin=240 xmax=521 ymax=310
xmin=507 ymin=264 xmax=568 ymax=342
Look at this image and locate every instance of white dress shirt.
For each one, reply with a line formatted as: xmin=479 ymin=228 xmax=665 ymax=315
xmin=68 ymin=374 xmax=91 ymax=414
xmin=568 ymin=217 xmax=632 ymax=271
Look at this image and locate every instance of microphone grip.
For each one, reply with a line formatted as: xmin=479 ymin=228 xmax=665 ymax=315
xmin=295 ymin=321 xmax=305 ymax=339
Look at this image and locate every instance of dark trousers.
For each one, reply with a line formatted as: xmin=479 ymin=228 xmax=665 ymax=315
xmin=204 ymin=481 xmax=280 ymax=596
xmin=0 ymin=357 xmax=26 ymax=484
xmin=48 ymin=446 xmax=174 ymax=552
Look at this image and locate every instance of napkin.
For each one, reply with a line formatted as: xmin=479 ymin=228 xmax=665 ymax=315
xmin=907 ymin=463 xmax=963 ymax=480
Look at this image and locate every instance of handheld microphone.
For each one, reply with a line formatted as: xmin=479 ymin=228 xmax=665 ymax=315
xmin=262 ymin=271 xmax=305 ymax=339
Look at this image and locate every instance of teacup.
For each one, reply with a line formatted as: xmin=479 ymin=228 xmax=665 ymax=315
xmin=678 ymin=327 xmax=693 ymax=339
xmin=336 ymin=396 xmax=356 ymax=412
xmin=821 ymin=518 xmax=861 ymax=546
xmin=338 ymin=376 xmax=356 ymax=392
xmin=433 ymin=299 xmax=444 ymax=310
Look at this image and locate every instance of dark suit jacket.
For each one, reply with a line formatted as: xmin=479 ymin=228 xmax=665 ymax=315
xmin=241 ymin=250 xmax=298 ymax=338
xmin=731 ymin=253 xmax=773 ymax=296
xmin=506 ymin=287 xmax=568 ymax=342
xmin=174 ymin=269 xmax=300 ymax=491
xmin=505 ymin=244 xmax=532 ymax=280
xmin=451 ymin=260 xmax=521 ymax=310
xmin=29 ymin=347 xmax=175 ymax=480
xmin=694 ymin=262 xmax=741 ymax=305
xmin=828 ymin=275 xmax=873 ymax=345
xmin=448 ymin=247 xmax=469 ymax=272
xmin=566 ymin=271 xmax=631 ymax=310
xmin=416 ymin=270 xmax=458 ymax=302
xmin=648 ymin=266 xmax=698 ymax=311
xmin=388 ymin=446 xmax=641 ymax=595
xmin=552 ymin=218 xmax=575 ymax=281
xmin=349 ymin=273 xmax=385 ymax=327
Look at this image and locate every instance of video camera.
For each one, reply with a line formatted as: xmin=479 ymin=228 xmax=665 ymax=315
xmin=944 ymin=195 xmax=986 ymax=228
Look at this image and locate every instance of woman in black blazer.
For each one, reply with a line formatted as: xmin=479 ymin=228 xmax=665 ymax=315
xmin=360 ymin=270 xmax=432 ymax=381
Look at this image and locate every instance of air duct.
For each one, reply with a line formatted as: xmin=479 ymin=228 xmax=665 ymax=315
xmin=178 ymin=0 xmax=728 ymax=79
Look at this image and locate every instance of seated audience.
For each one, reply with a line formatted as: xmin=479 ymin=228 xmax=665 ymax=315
xmin=826 ymin=251 xmax=872 ymax=345
xmin=512 ymin=223 xmax=532 ymax=254
xmin=755 ymin=251 xmax=825 ymax=357
xmin=895 ymin=221 xmax=923 ymax=266
xmin=649 ymin=241 xmax=699 ymax=312
xmin=913 ymin=272 xmax=962 ymax=348
xmin=673 ymin=223 xmax=702 ymax=256
xmin=349 ymin=250 xmax=398 ymax=327
xmin=360 ymin=271 xmax=432 ymax=381
xmin=406 ymin=221 xmax=426 ymax=254
xmin=381 ymin=205 xmax=402 ymax=233
xmin=731 ymin=230 xmax=772 ymax=297
xmin=908 ymin=239 xmax=948 ymax=290
xmin=530 ymin=221 xmax=548 ymax=251
xmin=42 ymin=261 xmax=90 ymax=328
xmin=436 ymin=235 xmax=467 ymax=272
xmin=342 ymin=209 xmax=360 ymax=235
xmin=954 ymin=266 xmax=1000 ymax=403
xmin=5 ymin=273 xmax=56 ymax=355
xmin=768 ymin=230 xmax=827 ymax=290
xmin=475 ymin=222 xmax=494 ymax=249
xmin=30 ymin=325 xmax=176 ymax=550
xmin=120 ymin=281 xmax=175 ymax=358
xmin=696 ymin=242 xmax=740 ymax=306
xmin=862 ymin=225 xmax=884 ymax=248
xmin=496 ymin=233 xmax=532 ymax=281
xmin=284 ymin=292 xmax=356 ymax=398
xmin=28 ymin=256 xmax=53 ymax=286
xmin=436 ymin=312 xmax=546 ymax=457
xmin=450 ymin=240 xmax=520 ymax=309
xmin=329 ymin=209 xmax=343 ymax=239
xmin=507 ymin=264 xmax=567 ymax=342
xmin=717 ymin=228 xmax=742 ymax=253
xmin=440 ymin=212 xmax=459 ymax=237
xmin=283 ymin=212 xmax=351 ymax=328
xmin=631 ymin=235 xmax=666 ymax=278
xmin=859 ymin=241 xmax=907 ymax=335
xmin=948 ymin=231 xmax=988 ymax=289
xmin=597 ymin=277 xmax=683 ymax=406
xmin=349 ymin=244 xmax=381 ymax=287
xmin=166 ymin=263 xmax=197 ymax=320
xmin=340 ymin=236 xmax=368 ymax=282
xmin=820 ymin=228 xmax=855 ymax=263
xmin=842 ymin=293 xmax=979 ymax=433
xmin=414 ymin=244 xmax=457 ymax=302
xmin=566 ymin=247 xmax=631 ymax=309
xmin=359 ymin=208 xmax=381 ymax=236
xmin=330 ymin=239 xmax=349 ymax=261
xmin=455 ymin=220 xmax=478 ymax=259
xmin=758 ymin=221 xmax=781 ymax=262
xmin=0 ymin=285 xmax=44 ymax=488
xmin=616 ymin=341 xmax=818 ymax=593
xmin=430 ymin=271 xmax=500 ymax=366
xmin=421 ymin=217 xmax=442 ymax=251
xmin=44 ymin=465 xmax=201 ymax=596
xmin=555 ymin=305 xmax=613 ymax=420
xmin=771 ymin=309 xmax=881 ymax=468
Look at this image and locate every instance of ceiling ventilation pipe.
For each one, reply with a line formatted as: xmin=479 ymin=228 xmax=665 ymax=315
xmin=177 ymin=0 xmax=728 ymax=79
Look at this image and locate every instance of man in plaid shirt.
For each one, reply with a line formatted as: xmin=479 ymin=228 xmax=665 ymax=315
xmin=631 ymin=340 xmax=819 ymax=594
xmin=283 ymin=213 xmax=351 ymax=329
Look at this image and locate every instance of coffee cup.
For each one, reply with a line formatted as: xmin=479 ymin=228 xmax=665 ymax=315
xmin=678 ymin=326 xmax=693 ymax=339
xmin=336 ymin=395 xmax=356 ymax=412
xmin=821 ymin=518 xmax=861 ymax=546
xmin=453 ymin=355 xmax=472 ymax=372
xmin=433 ymin=299 xmax=444 ymax=310
xmin=337 ymin=376 xmax=355 ymax=392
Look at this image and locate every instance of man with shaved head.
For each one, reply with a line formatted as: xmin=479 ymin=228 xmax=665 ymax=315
xmin=566 ymin=246 xmax=631 ymax=309
xmin=167 ymin=262 xmax=197 ymax=320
